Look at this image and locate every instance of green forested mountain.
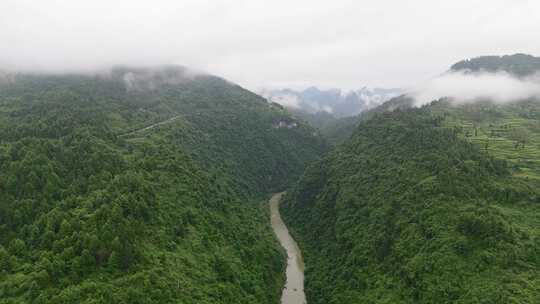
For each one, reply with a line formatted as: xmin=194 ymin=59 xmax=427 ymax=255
xmin=280 ymin=55 xmax=540 ymax=303
xmin=0 ymin=67 xmax=328 ymax=303
xmin=451 ymin=53 xmax=540 ymax=77
xmin=282 ymin=106 xmax=540 ymax=303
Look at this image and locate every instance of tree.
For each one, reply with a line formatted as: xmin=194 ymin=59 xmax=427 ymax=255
xmin=0 ymin=246 xmax=11 ymax=271
xmin=108 ymin=251 xmax=121 ymax=269
xmin=81 ymin=249 xmax=95 ymax=268
xmin=8 ymin=238 xmax=25 ymax=257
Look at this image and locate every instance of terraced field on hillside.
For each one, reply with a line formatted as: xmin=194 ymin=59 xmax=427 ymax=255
xmin=431 ymin=100 xmax=540 ymax=181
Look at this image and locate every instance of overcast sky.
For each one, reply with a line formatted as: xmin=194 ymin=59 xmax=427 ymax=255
xmin=1 ymin=0 xmax=539 ymax=90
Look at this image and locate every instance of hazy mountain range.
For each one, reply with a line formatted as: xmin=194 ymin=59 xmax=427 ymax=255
xmin=261 ymin=86 xmax=402 ymax=118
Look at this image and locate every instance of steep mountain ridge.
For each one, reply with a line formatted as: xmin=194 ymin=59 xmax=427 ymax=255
xmin=281 ymin=55 xmax=540 ymax=303
xmin=282 ymin=107 xmax=540 ymax=303
xmin=0 ymin=67 xmax=328 ymax=303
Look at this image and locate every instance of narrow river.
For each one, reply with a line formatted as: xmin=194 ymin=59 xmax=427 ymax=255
xmin=269 ymin=193 xmax=306 ymax=304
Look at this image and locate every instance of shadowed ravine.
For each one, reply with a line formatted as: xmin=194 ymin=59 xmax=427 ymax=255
xmin=269 ymin=193 xmax=306 ymax=304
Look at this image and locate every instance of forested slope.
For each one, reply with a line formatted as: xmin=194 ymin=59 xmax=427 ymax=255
xmin=281 ymin=107 xmax=540 ymax=303
xmin=451 ymin=53 xmax=540 ymax=77
xmin=0 ymin=67 xmax=328 ymax=303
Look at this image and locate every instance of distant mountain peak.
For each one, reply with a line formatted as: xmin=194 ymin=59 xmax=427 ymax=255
xmin=261 ymin=86 xmax=401 ymax=118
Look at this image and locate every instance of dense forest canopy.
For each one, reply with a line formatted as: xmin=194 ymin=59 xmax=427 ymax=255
xmin=280 ymin=54 xmax=540 ymax=303
xmin=282 ymin=106 xmax=540 ymax=303
xmin=0 ymin=67 xmax=328 ymax=303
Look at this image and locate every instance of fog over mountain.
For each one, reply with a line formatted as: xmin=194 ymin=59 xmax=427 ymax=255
xmin=261 ymin=86 xmax=401 ymax=118
xmin=409 ymin=54 xmax=540 ymax=106
xmin=2 ymin=1 xmax=540 ymax=90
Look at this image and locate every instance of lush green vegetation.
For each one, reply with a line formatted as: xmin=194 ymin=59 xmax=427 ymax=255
xmin=0 ymin=67 xmax=328 ymax=303
xmin=282 ymin=106 xmax=540 ymax=303
xmin=430 ymin=99 xmax=540 ymax=181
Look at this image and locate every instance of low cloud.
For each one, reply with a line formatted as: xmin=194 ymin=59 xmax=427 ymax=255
xmin=410 ymin=71 xmax=540 ymax=106
xmin=2 ymin=1 xmax=540 ymax=90
xmin=118 ymin=66 xmax=205 ymax=92
xmin=265 ymin=93 xmax=301 ymax=109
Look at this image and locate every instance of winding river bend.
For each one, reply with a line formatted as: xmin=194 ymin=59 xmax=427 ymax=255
xmin=269 ymin=193 xmax=306 ymax=304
